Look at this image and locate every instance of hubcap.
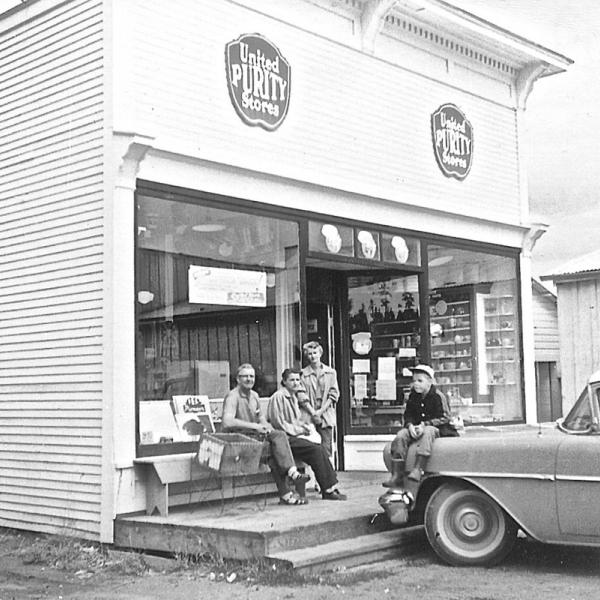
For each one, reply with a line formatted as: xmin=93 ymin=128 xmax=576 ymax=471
xmin=455 ymin=506 xmax=485 ymax=538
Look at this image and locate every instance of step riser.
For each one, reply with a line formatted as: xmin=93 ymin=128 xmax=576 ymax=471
xmin=293 ymin=539 xmax=425 ymax=575
xmin=265 ymin=514 xmax=392 ymax=554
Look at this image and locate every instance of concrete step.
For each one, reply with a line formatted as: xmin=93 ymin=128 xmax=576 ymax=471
xmin=265 ymin=525 xmax=426 ymax=574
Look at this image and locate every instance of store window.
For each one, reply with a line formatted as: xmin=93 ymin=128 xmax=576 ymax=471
xmin=348 ymin=273 xmax=421 ymax=432
xmin=135 ymin=194 xmax=300 ymax=453
xmin=428 ymin=244 xmax=522 ymax=425
xmin=308 ymin=220 xmax=421 ymax=267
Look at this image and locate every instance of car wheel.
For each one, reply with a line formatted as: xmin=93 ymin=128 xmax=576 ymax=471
xmin=424 ymin=482 xmax=517 ymax=566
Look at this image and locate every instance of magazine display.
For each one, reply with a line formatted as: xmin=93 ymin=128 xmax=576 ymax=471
xmin=172 ymin=395 xmax=215 ymax=441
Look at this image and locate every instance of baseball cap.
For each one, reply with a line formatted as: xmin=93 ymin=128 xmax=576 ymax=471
xmin=411 ymin=364 xmax=435 ymax=379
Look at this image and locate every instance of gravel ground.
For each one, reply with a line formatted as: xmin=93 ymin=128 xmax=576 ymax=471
xmin=2 ymin=528 xmax=600 ymax=600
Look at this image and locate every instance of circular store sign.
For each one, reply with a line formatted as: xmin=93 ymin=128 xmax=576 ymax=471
xmin=225 ymin=33 xmax=291 ymax=131
xmin=431 ymin=103 xmax=473 ymax=180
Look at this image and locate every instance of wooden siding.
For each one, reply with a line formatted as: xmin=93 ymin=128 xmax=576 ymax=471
xmin=556 ymin=278 xmax=600 ymax=411
xmin=121 ymin=0 xmax=522 ymax=228
xmin=0 ymin=0 xmax=104 ymax=539
xmin=532 ymin=285 xmax=559 ymax=362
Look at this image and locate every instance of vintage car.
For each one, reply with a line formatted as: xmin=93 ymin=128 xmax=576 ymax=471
xmin=379 ymin=371 xmax=600 ymax=566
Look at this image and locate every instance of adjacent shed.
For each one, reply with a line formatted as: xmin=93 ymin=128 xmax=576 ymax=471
xmin=542 ymin=249 xmax=600 ymax=413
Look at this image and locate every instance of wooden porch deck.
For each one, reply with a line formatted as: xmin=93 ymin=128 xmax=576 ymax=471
xmin=113 ymin=471 xmax=407 ymax=563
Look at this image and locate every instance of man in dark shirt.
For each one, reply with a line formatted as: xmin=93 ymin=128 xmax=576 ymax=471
xmin=383 ymin=364 xmax=456 ymax=487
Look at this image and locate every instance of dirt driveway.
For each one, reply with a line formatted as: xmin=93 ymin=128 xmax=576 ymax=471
xmin=2 ymin=527 xmax=600 ymax=600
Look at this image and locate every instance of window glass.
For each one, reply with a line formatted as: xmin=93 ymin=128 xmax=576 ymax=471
xmin=561 ymin=387 xmax=592 ymax=432
xmin=136 ymin=195 xmax=300 ymax=450
xmin=428 ymin=244 xmax=522 ymax=425
xmin=355 ymin=229 xmax=380 ymax=261
xmin=308 ymin=221 xmax=354 ymax=256
xmin=348 ymin=274 xmax=421 ymax=432
xmin=381 ymin=234 xmax=421 ymax=267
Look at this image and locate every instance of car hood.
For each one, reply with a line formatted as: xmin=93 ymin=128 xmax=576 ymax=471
xmin=427 ymin=425 xmax=564 ymax=476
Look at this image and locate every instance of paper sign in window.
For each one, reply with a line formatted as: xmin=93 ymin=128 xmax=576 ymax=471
xmin=189 ymin=265 xmax=267 ymax=307
xmin=352 ymin=359 xmax=370 ymax=374
xmin=377 ymin=356 xmax=396 ymax=379
xmin=376 ymin=379 xmax=396 ymax=400
xmin=354 ymin=374 xmax=368 ymax=399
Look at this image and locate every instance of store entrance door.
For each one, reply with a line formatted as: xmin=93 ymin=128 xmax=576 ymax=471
xmin=305 ymin=267 xmax=422 ymax=470
xmin=305 ymin=267 xmax=343 ymax=467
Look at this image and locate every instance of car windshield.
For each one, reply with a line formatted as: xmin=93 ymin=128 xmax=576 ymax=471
xmin=561 ymin=387 xmax=594 ymax=432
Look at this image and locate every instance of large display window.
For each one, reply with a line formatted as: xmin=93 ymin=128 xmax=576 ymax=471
xmin=135 ymin=194 xmax=300 ymax=453
xmin=428 ymin=244 xmax=523 ymax=424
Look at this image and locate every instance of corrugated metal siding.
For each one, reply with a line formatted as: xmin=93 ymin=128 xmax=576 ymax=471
xmin=556 ymin=278 xmax=600 ymax=411
xmin=532 ymin=286 xmax=559 ymax=362
xmin=0 ymin=0 xmax=104 ymax=539
xmin=124 ymin=0 xmax=522 ymax=228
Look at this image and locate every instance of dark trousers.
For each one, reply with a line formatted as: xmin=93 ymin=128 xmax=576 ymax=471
xmin=288 ymin=436 xmax=338 ymax=492
xmin=240 ymin=429 xmax=295 ymax=497
xmin=317 ymin=425 xmax=333 ymax=458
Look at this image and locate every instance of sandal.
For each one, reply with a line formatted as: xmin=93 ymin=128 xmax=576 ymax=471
xmin=279 ymin=494 xmax=309 ymax=506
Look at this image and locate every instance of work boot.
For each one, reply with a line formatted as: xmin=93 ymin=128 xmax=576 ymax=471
xmin=407 ymin=454 xmax=428 ymax=482
xmin=382 ymin=458 xmax=405 ymax=488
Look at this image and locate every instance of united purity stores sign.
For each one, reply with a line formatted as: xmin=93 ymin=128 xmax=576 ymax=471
xmin=431 ymin=104 xmax=473 ymax=180
xmin=225 ymin=34 xmax=291 ymax=131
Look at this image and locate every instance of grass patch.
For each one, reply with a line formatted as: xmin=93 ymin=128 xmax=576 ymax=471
xmin=2 ymin=527 xmax=148 ymax=576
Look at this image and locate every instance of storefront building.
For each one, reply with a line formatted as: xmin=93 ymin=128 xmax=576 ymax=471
xmin=0 ymin=0 xmax=570 ymax=542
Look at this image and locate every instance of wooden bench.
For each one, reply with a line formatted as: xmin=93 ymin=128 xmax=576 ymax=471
xmin=134 ymin=452 xmax=276 ymax=517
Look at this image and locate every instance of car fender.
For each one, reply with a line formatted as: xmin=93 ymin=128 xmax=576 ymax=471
xmin=415 ymin=473 xmax=560 ymax=543
xmin=409 ymin=431 xmax=564 ymax=543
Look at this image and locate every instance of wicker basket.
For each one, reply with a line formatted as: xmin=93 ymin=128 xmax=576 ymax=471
xmin=197 ymin=433 xmax=264 ymax=476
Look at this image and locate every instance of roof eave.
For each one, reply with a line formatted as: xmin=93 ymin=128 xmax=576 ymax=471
xmin=396 ymin=0 xmax=573 ymax=74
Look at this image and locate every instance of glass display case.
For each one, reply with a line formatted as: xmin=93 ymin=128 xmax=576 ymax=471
xmin=429 ymin=288 xmax=474 ymax=412
xmin=429 ymin=281 xmax=521 ymax=424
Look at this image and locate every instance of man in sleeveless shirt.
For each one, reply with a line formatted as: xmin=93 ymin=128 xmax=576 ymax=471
xmin=222 ymin=363 xmax=310 ymax=505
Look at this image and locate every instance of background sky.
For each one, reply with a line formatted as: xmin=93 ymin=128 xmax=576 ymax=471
xmin=1 ymin=0 xmax=595 ymax=275
xmin=450 ymin=0 xmax=600 ymax=277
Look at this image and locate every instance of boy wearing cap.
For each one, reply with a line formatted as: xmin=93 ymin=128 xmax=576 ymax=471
xmin=383 ymin=364 xmax=456 ymax=487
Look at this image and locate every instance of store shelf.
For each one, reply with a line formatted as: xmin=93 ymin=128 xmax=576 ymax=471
xmin=431 ymin=314 xmax=471 ymax=320
xmin=485 ymin=328 xmax=514 ymax=333
xmin=374 ymin=332 xmax=415 ymax=338
xmin=437 ymin=381 xmax=473 ymax=385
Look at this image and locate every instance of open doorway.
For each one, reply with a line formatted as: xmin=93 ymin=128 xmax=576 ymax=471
xmin=305 ymin=266 xmax=423 ymax=469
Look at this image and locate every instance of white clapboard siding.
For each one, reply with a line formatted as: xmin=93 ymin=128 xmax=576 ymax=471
xmin=532 ymin=284 xmax=559 ymax=362
xmin=0 ymin=0 xmax=104 ymax=540
xmin=122 ymin=0 xmax=522 ymax=228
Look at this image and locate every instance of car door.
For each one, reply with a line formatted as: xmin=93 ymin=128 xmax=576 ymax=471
xmin=556 ymin=434 xmax=600 ymax=537
xmin=555 ymin=383 xmax=600 ymax=538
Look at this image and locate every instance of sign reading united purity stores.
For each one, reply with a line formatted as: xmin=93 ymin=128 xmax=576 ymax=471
xmin=431 ymin=103 xmax=473 ymax=180
xmin=225 ymin=33 xmax=291 ymax=131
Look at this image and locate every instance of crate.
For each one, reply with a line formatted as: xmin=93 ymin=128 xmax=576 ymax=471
xmin=197 ymin=433 xmax=264 ymax=476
